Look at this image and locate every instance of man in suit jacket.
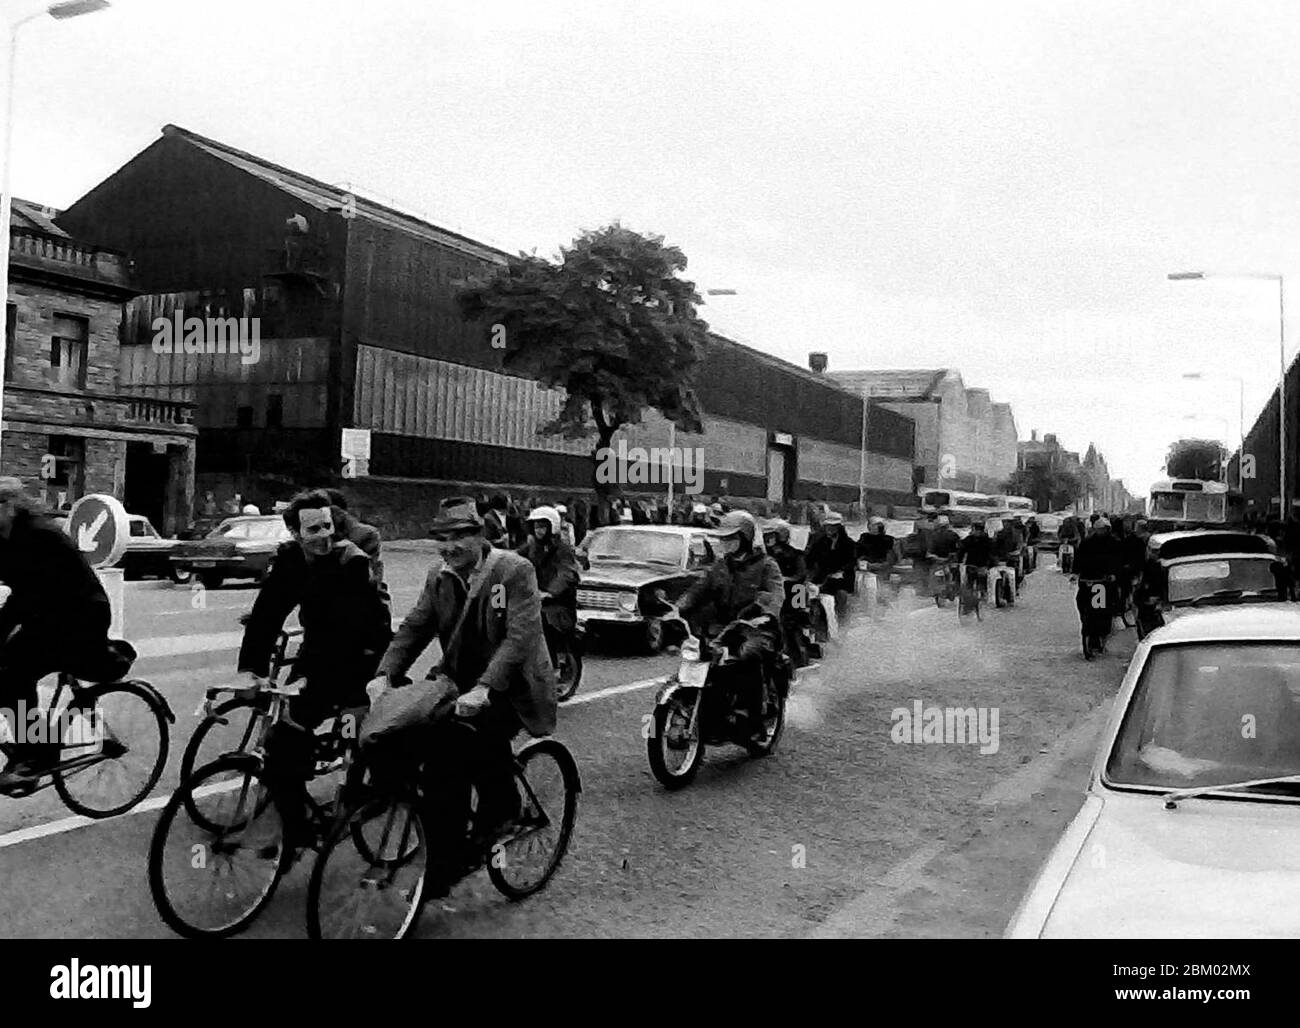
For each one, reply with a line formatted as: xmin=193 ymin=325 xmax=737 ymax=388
xmin=369 ymin=496 xmax=555 ymax=885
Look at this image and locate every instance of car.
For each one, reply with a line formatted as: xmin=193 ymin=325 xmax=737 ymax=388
xmin=1135 ymin=530 xmax=1283 ymax=639
xmin=575 ymin=525 xmax=717 ymax=652
xmin=170 ymin=515 xmax=292 ymax=589
xmin=117 ymin=514 xmax=190 ymax=583
xmin=1007 ymin=605 xmax=1300 ymax=938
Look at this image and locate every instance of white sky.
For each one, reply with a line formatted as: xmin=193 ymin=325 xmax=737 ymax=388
xmin=8 ymin=0 xmax=1300 ymax=495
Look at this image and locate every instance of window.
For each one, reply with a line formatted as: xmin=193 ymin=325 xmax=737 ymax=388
xmin=49 ymin=314 xmax=88 ymax=389
xmin=129 ymin=519 xmax=158 ymax=538
xmin=4 ymin=303 xmax=14 ymax=383
xmin=236 ymin=405 xmax=254 ymax=429
xmin=266 ymin=394 xmax=283 ymax=429
xmin=45 ymin=436 xmax=85 ymax=494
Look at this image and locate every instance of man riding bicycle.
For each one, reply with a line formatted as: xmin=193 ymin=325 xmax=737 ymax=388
xmin=671 ymin=511 xmax=785 ymax=733
xmin=1071 ymin=516 xmax=1125 ymax=653
xmin=515 ymin=505 xmax=581 ymax=666
xmin=237 ymin=490 xmax=393 ymax=851
xmin=956 ymin=519 xmax=996 ymax=602
xmin=368 ymin=496 xmax=557 ymax=895
xmin=0 ymin=478 xmax=116 ymax=789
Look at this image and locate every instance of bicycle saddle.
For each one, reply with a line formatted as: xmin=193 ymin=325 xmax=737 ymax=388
xmin=68 ymin=639 xmax=137 ymax=684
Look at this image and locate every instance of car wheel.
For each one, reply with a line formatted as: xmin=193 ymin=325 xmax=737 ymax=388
xmin=169 ymin=566 xmax=192 ymax=585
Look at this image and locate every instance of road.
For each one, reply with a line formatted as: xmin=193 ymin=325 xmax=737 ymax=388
xmin=0 ymin=546 xmax=1133 ymax=938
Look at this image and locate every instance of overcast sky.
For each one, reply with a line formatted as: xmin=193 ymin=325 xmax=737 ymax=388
xmin=9 ymin=0 xmax=1300 ymax=496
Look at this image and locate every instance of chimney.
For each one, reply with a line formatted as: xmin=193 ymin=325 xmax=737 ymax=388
xmin=808 ymin=352 xmax=828 ymax=374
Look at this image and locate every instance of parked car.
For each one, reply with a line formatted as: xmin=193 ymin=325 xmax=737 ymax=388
xmin=1135 ymin=530 xmax=1283 ymax=640
xmin=575 ymin=525 xmax=717 ymax=652
xmin=116 ymin=514 xmax=190 ymax=583
xmin=1007 ymin=606 xmax=1300 ymax=937
xmin=170 ymin=515 xmax=292 ymax=589
xmin=177 ymin=515 xmax=226 ymax=541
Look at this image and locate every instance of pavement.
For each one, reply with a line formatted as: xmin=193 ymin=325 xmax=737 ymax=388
xmin=0 ymin=546 xmax=1133 ymax=938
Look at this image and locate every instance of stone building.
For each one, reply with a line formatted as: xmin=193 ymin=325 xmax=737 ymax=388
xmin=3 ymin=199 xmax=196 ymax=531
xmin=827 ymin=367 xmax=1019 ymax=493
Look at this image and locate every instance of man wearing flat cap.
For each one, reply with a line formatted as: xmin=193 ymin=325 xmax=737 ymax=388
xmin=369 ymin=496 xmax=556 ymax=892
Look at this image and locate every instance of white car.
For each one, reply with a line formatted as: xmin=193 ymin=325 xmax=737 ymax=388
xmin=1007 ymin=604 xmax=1300 ymax=938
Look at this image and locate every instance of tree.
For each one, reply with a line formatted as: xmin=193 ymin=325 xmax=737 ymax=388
xmin=1165 ymin=438 xmax=1228 ymax=481
xmin=1004 ymin=464 xmax=1085 ymax=513
xmin=457 ymin=224 xmax=709 ymax=523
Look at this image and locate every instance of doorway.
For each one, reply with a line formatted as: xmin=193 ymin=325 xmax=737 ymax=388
xmin=125 ymin=441 xmax=170 ymax=528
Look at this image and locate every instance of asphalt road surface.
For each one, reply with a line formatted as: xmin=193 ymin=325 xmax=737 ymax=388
xmin=0 ymin=546 xmax=1132 ymax=938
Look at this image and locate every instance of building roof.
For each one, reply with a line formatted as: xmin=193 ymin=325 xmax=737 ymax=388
xmin=159 ymin=124 xmax=510 ymax=265
xmin=712 ymin=334 xmax=870 ymax=399
xmin=828 ymin=368 xmax=950 ymax=399
xmin=12 ymin=198 xmax=69 ymax=237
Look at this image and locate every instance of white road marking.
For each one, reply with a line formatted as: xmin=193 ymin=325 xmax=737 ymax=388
xmin=566 ymin=677 xmax=662 ymax=705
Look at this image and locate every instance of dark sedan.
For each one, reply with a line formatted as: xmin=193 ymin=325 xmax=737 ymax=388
xmin=170 ymin=515 xmax=293 ymax=589
xmin=576 ymin=525 xmax=716 ymax=652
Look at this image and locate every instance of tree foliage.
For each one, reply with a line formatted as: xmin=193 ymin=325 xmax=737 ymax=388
xmin=456 ymin=225 xmax=709 ymax=510
xmin=1003 ymin=464 xmax=1085 ymax=513
xmin=1165 ymin=438 xmax=1228 ymax=481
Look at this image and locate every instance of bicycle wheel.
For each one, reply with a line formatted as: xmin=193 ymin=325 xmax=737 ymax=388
xmin=54 ymin=682 xmax=169 ymax=819
xmin=180 ymin=695 xmax=267 ymax=787
xmin=487 ymin=738 xmax=580 ymax=900
xmin=148 ymin=755 xmax=290 ymax=939
xmin=555 ymin=645 xmax=583 ymax=703
xmin=307 ymin=797 xmax=429 ymax=940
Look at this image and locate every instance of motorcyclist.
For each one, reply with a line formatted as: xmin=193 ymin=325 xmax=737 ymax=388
xmin=806 ymin=510 xmax=856 ymax=621
xmin=673 ymin=511 xmax=785 ymax=732
xmin=856 ymin=516 xmax=899 ymax=604
xmin=762 ymin=519 xmax=810 ymax=668
xmin=515 ymin=505 xmax=581 ymax=665
xmin=900 ymin=516 xmax=933 ymax=594
xmin=689 ymin=503 xmax=712 ymax=528
xmin=990 ymin=518 xmax=1020 ymax=600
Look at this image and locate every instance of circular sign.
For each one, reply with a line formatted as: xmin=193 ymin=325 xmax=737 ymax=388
xmin=67 ymin=494 xmax=130 ymax=569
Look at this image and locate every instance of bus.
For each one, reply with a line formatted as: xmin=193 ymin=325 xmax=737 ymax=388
xmin=919 ymin=489 xmax=1004 ymax=527
xmin=1147 ymin=478 xmax=1245 ymax=528
xmin=994 ymin=495 xmax=1035 ymax=521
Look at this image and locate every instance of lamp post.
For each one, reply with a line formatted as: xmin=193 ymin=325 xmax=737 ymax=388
xmin=1169 ymin=270 xmax=1286 ymax=514
xmin=0 ymin=0 xmax=111 ymax=468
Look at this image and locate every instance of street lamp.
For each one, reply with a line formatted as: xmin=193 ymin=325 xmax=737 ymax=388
xmin=0 ymin=0 xmax=111 ymax=468
xmin=1168 ymin=270 xmax=1286 ymax=514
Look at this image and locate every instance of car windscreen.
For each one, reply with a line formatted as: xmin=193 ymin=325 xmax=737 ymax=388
xmin=1106 ymin=642 xmax=1300 ymax=794
xmin=208 ymin=521 xmax=248 ymax=539
xmin=245 ymin=520 xmax=288 ymax=540
xmin=1166 ymin=559 xmax=1280 ymax=602
xmin=585 ymin=530 xmax=682 ymax=566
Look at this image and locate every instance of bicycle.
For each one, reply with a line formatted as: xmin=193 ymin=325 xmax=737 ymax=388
xmin=148 ymin=671 xmax=373 ymax=939
xmin=305 ymin=718 xmax=580 ymax=939
xmin=0 ymin=641 xmax=173 ymax=817
xmin=1075 ymin=575 xmax=1116 ymax=660
xmin=178 ymin=625 xmax=304 ymax=785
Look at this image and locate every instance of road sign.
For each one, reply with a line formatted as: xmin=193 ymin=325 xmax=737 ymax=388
xmin=67 ymin=493 xmax=130 ymax=569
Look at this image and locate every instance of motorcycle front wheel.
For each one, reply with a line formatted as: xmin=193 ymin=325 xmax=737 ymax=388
xmin=744 ymin=681 xmax=786 ymax=758
xmin=647 ymin=691 xmax=704 ymax=790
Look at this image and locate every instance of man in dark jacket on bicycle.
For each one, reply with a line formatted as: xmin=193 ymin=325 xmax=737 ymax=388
xmin=0 ymin=479 xmax=114 ymax=789
xmin=1072 ymin=516 xmax=1125 ymax=651
xmin=238 ymin=490 xmax=393 ymax=851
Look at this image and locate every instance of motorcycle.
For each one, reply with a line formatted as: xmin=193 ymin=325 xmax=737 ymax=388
xmin=930 ymin=557 xmax=958 ymax=607
xmin=646 ymin=612 xmax=790 ymax=790
xmin=781 ymin=578 xmax=822 ymax=666
xmin=992 ymin=561 xmax=1016 ymax=608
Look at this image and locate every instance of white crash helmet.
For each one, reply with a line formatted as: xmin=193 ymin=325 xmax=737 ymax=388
xmin=527 ymin=505 xmax=562 ymax=534
xmin=242 ymin=504 xmax=260 ymax=515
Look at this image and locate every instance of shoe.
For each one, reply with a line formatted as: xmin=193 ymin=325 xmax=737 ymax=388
xmin=0 ymin=746 xmax=59 ymax=792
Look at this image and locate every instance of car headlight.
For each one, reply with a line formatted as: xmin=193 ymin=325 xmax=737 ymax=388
xmin=619 ymin=592 xmax=638 ymax=612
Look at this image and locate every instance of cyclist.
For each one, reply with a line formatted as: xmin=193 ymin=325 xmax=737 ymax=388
xmin=0 ymin=479 xmax=114 ymax=789
xmin=237 ymin=490 xmax=393 ymax=851
xmin=990 ymin=517 xmax=1020 ymax=601
xmin=955 ymin=519 xmax=996 ymax=606
xmin=368 ymin=496 xmax=557 ymax=895
xmin=1072 ymin=516 xmax=1125 ymax=652
xmin=515 ymin=505 xmax=581 ymax=666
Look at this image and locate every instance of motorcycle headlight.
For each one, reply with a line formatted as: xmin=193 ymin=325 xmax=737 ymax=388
xmin=619 ymin=592 xmax=638 ymax=612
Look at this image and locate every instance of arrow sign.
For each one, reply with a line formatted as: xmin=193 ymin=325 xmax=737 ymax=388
xmin=67 ymin=494 xmax=129 ymax=569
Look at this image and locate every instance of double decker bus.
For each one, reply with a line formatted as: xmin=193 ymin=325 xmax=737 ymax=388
xmin=1147 ymin=478 xmax=1245 ymax=529
xmin=994 ymin=494 xmax=1035 ymax=521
